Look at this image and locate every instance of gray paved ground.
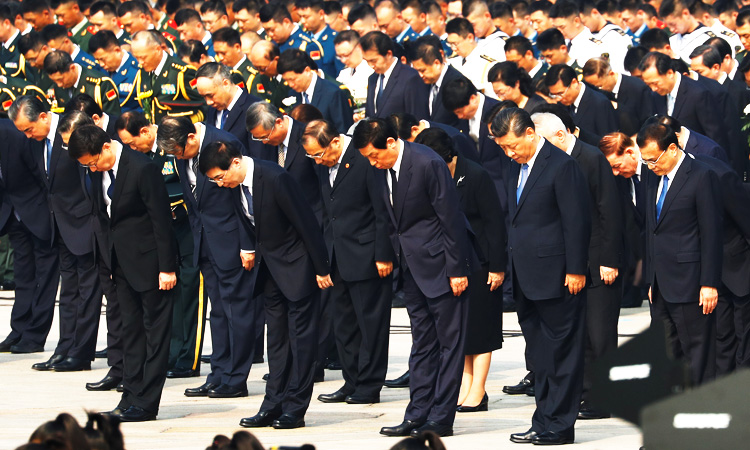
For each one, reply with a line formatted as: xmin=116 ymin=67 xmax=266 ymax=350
xmin=0 ymin=292 xmax=647 ymax=450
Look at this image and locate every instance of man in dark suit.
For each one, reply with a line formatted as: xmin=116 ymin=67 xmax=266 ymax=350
xmin=545 ymin=64 xmax=618 ymax=137
xmin=199 ymin=141 xmax=330 ymax=430
xmin=9 ymin=96 xmax=103 ymax=371
xmin=637 ymin=122 xmax=723 ymax=385
xmin=531 ymin=112 xmax=624 ymax=420
xmin=277 ymin=49 xmax=354 ymax=134
xmin=360 ymin=31 xmax=429 ymax=120
xmin=301 ymin=119 xmax=395 ymax=405
xmin=0 ymin=119 xmax=59 ymax=354
xmin=649 ymin=115 xmax=730 ymax=163
xmin=157 ymin=117 xmax=261 ymax=399
xmin=492 ymin=108 xmax=590 ymax=445
xmin=354 ymin=118 xmax=473 ymax=438
xmin=68 ymin=124 xmax=176 ymax=421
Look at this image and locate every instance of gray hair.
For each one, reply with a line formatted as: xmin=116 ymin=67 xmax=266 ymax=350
xmin=131 ymin=30 xmax=163 ymax=48
xmin=8 ymin=95 xmax=49 ymax=123
xmin=58 ymin=110 xmax=95 ymax=135
xmin=246 ymin=101 xmax=282 ymax=132
xmin=195 ymin=62 xmax=233 ymax=85
xmin=530 ymin=112 xmax=566 ymax=142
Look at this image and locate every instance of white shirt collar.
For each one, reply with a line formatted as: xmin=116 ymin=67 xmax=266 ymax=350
xmin=313 ymin=24 xmax=328 ymax=41
xmin=233 ymin=54 xmax=248 ymax=70
xmin=21 ymin=24 xmax=32 ymax=35
xmin=396 ymin=26 xmax=410 ymax=42
xmin=154 ymin=51 xmax=169 ymax=76
xmin=151 ymin=126 xmax=159 ymax=153
xmin=99 ymin=113 xmax=110 ymax=132
xmin=529 ymin=59 xmax=544 ymax=78
xmin=110 ymin=140 xmax=123 ymax=175
xmin=73 ymin=64 xmax=83 ymax=88
xmin=70 ymin=18 xmax=88 ymax=36
xmin=241 ymin=155 xmax=255 ymax=189
xmin=227 ymin=86 xmax=242 ymax=111
xmin=669 ymin=72 xmax=681 ymax=99
xmin=71 ymin=45 xmax=80 ymax=60
xmin=392 ymin=138 xmax=405 ymax=176
xmin=116 ymin=52 xmax=130 ymax=73
xmin=383 ymin=57 xmax=398 ymax=84
xmin=48 ymin=112 xmax=59 ymax=142
xmin=573 ymin=82 xmax=585 ymax=110
xmin=565 ymin=135 xmax=576 ymax=155
xmin=678 ymin=126 xmax=690 ymax=149
xmin=468 ymin=94 xmax=485 ymax=141
xmin=195 ymin=122 xmax=206 ymax=151
xmin=523 ymin=136 xmax=545 ymax=174
xmin=612 ymin=72 xmax=623 ymax=96
xmin=304 ymin=72 xmax=318 ymax=100
xmin=201 ymin=31 xmax=212 ymax=45
xmin=335 ymin=134 xmax=350 ymax=165
xmin=282 ymin=116 xmax=293 ymax=148
xmin=435 ymin=63 xmax=449 ymax=89
xmin=3 ymin=28 xmax=18 ymax=48
xmin=729 ymin=60 xmax=739 ymax=80
xmin=666 ymin=150 xmax=685 ymax=181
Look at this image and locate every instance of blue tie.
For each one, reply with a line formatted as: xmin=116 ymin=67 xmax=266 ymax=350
xmin=302 ymin=92 xmax=309 ymax=104
xmin=241 ymin=184 xmax=254 ymax=217
xmin=376 ymin=74 xmax=385 ymax=111
xmin=220 ymin=109 xmax=229 ymax=129
xmin=516 ymin=163 xmax=529 ymax=203
xmin=656 ymin=175 xmax=668 ymax=220
xmin=45 ymin=138 xmax=52 ymax=174
xmin=107 ymin=170 xmax=116 ymax=200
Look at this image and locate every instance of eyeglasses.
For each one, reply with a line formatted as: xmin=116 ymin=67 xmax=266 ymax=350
xmin=207 ymin=171 xmax=226 ymax=184
xmin=305 ymin=147 xmax=328 ymax=159
xmin=79 ymin=154 xmax=101 ymax=169
xmin=251 ymin=123 xmax=276 ymax=142
xmin=639 ymin=150 xmax=666 ymax=167
xmin=548 ymin=83 xmax=571 ymax=100
xmin=336 ymin=46 xmax=357 ymax=62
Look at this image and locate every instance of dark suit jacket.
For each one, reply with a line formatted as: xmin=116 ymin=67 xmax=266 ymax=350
xmin=0 ymin=120 xmax=52 ymax=241
xmin=645 ymin=155 xmax=723 ymax=303
xmin=427 ymin=121 xmax=480 ymax=163
xmin=234 ymin=158 xmax=330 ymax=301
xmin=432 ymin=64 xmax=469 ymax=130
xmin=383 ymin=140 xmax=472 ymax=298
xmin=205 ymin=89 xmax=265 ymax=156
xmin=523 ymin=94 xmax=547 ymax=113
xmin=507 ymin=140 xmax=591 ymax=300
xmin=104 ymin=113 xmax=121 ymax=142
xmin=684 ymin=129 xmax=729 ymax=163
xmin=616 ymin=74 xmax=656 ymax=136
xmin=176 ymin=124 xmax=251 ymax=271
xmin=474 ymin=96 xmax=512 ymax=214
xmin=89 ymin=146 xmax=176 ymax=292
xmin=365 ymin=61 xmax=429 ymax=120
xmin=317 ymin=141 xmax=394 ymax=282
xmin=291 ymin=75 xmax=354 ymax=133
xmin=574 ymin=84 xmax=619 ymax=137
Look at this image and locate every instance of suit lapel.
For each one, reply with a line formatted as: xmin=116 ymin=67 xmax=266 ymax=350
xmin=382 ymin=169 xmax=397 ymax=225
xmin=514 ymin=143 xmax=549 ymax=217
xmin=394 ymin=143 xmax=412 ymax=223
xmin=378 ymin=62 xmax=401 ymax=111
xmin=331 ymin=144 xmax=355 ymax=191
xmin=48 ymin=134 xmax=63 ymax=185
xmin=284 ymin=121 xmax=301 ymax=169
xmin=656 ymin=156 xmax=691 ymax=226
xmin=671 ymin=78 xmax=688 ymax=118
xmin=110 ymin=148 xmax=130 ymax=220
xmin=223 ymin=94 xmax=246 ymax=131
xmin=252 ymin=163 xmax=262 ymax=236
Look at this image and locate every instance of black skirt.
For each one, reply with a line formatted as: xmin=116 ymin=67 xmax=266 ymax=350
xmin=464 ymin=266 xmax=504 ymax=355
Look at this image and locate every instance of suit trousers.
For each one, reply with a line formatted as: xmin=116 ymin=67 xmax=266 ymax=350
xmin=98 ymin=261 xmax=123 ymax=378
xmin=582 ymin=277 xmax=622 ymax=400
xmin=402 ymin=269 xmax=467 ymax=426
xmin=113 ymin=258 xmax=173 ymax=414
xmin=329 ymin=260 xmax=392 ymax=397
xmin=4 ymin=216 xmax=59 ymax=346
xmin=650 ymin=287 xmax=716 ymax=385
xmin=514 ymin=273 xmax=586 ymax=434
xmin=199 ymin=236 xmax=259 ymax=389
xmin=715 ymin=288 xmax=750 ymax=371
xmin=54 ymin=236 xmax=102 ymax=360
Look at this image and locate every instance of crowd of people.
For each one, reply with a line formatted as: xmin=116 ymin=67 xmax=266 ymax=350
xmin=1 ymin=0 xmax=749 ymax=446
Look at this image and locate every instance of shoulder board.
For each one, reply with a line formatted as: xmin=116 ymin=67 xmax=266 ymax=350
xmin=85 ymin=77 xmax=102 ymax=84
xmin=617 ymin=29 xmax=627 ymax=36
xmin=501 ymin=35 xmax=509 ymax=41
xmin=299 ymin=35 xmax=312 ymax=42
xmin=721 ymin=30 xmax=737 ymax=38
xmin=589 ymin=37 xmax=603 ymax=44
xmin=601 ymin=52 xmax=610 ymax=60
xmin=170 ymin=62 xmax=187 ymax=71
xmin=322 ymin=34 xmax=328 ymax=41
xmin=706 ymin=30 xmax=717 ymax=38
xmin=480 ymin=55 xmax=496 ymax=63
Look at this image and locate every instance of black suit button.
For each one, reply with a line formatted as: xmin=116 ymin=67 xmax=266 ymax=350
xmin=332 ymin=217 xmax=336 ymax=221
xmin=509 ymin=246 xmax=513 ymax=251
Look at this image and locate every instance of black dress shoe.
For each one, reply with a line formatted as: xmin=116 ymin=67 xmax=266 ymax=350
xmin=510 ymin=429 xmax=538 ymax=443
xmin=411 ymin=421 xmax=453 ymax=437
xmin=384 ymin=371 xmax=410 ymax=388
xmin=380 ymin=420 xmax=425 ymax=437
xmin=457 ymin=393 xmax=488 ymax=412
xmin=207 ymin=384 xmax=248 ymax=398
xmin=104 ymin=407 xmax=127 ymax=416
xmin=184 ymin=382 xmax=219 ymax=397
xmin=86 ymin=375 xmax=122 ymax=391
xmin=262 ymin=373 xmax=269 ymax=381
xmin=31 ymin=354 xmax=65 ymax=371
xmin=325 ymin=360 xmax=343 ymax=370
xmin=52 ymin=356 xmax=91 ymax=372
xmin=239 ymin=411 xmax=280 ymax=428
xmin=578 ymin=402 xmax=611 ymax=420
xmin=0 ymin=336 xmax=19 ymax=352
xmin=10 ymin=341 xmax=44 ymax=353
xmin=345 ymin=394 xmax=379 ymax=404
xmin=94 ymin=348 xmax=108 ymax=359
xmin=272 ymin=413 xmax=305 ymax=429
xmin=116 ymin=406 xmax=157 ymax=422
xmin=200 ymin=354 xmax=211 ymax=364
xmin=503 ymin=372 xmax=535 ymax=395
xmin=531 ymin=430 xmax=574 ymax=445
xmin=166 ymin=367 xmax=200 ymax=378
xmin=116 ymin=383 xmax=124 ymax=392
xmin=318 ymin=389 xmax=351 ymax=403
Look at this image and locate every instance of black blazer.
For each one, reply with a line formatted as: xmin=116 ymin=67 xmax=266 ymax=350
xmin=317 ymin=141 xmax=394 ymax=282
xmin=507 ymin=140 xmax=591 ymax=300
xmin=427 ymin=120 xmax=480 ymax=163
xmin=616 ymin=74 xmax=656 ymax=136
xmin=89 ymin=146 xmax=176 ymax=292
xmin=644 ymin=155 xmax=723 ymax=303
xmin=684 ymin=129 xmax=729 ymax=163
xmin=291 ymin=75 xmax=354 ymax=133
xmin=474 ymin=96 xmax=512 ymax=214
xmin=432 ymin=64 xmax=469 ymax=130
xmin=365 ymin=61 xmax=430 ymax=120
xmin=205 ymin=89 xmax=265 ymax=156
xmin=0 ymin=120 xmax=52 ymax=241
xmin=523 ymin=94 xmax=547 ymax=113
xmin=234 ymin=158 xmax=330 ymax=301
xmin=574 ymin=84 xmax=619 ymax=137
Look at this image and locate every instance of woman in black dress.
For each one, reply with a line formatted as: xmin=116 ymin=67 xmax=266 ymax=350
xmin=488 ymin=61 xmax=547 ymax=113
xmin=414 ymin=128 xmax=506 ymax=412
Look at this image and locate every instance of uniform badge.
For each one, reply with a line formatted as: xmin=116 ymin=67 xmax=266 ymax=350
xmin=237 ymin=81 xmax=245 ymax=89
xmin=106 ymin=89 xmax=117 ymax=101
xmin=309 ymin=50 xmax=321 ymax=60
xmin=322 ymin=34 xmax=328 ymax=41
xmin=2 ymin=100 xmax=12 ymax=110
xmin=121 ymin=68 xmax=127 ymax=76
xmin=282 ymin=96 xmax=296 ymax=107
xmin=161 ymin=84 xmax=176 ymax=95
xmin=119 ymin=83 xmax=131 ymax=93
xmin=189 ymin=78 xmax=197 ymax=88
xmin=5 ymin=62 xmax=17 ymax=69
xmin=162 ymin=160 xmax=175 ymax=175
xmin=257 ymin=83 xmax=265 ymax=93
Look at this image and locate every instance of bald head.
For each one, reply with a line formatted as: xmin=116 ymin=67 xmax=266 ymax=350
xmin=250 ymin=40 xmax=280 ymax=76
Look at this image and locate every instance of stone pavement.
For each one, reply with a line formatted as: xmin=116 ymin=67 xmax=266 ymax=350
xmin=0 ymin=291 xmax=648 ymax=450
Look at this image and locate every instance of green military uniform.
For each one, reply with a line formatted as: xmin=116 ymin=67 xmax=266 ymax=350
xmin=116 ymin=29 xmax=132 ymax=48
xmin=155 ymin=16 xmax=182 ymax=48
xmin=0 ymin=74 xmax=48 ymax=117
xmin=1 ymin=31 xmax=34 ymax=82
xmin=134 ymin=53 xmax=205 ymax=124
xmin=737 ymin=49 xmax=747 ymax=64
xmin=69 ymin=19 xmax=93 ymax=54
xmin=230 ymin=56 xmax=288 ymax=108
xmin=52 ymin=66 xmax=120 ymax=115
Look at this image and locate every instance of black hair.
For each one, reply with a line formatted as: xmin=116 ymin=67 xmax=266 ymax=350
xmin=174 ymin=8 xmax=203 ymax=26
xmin=64 ymin=93 xmax=103 ymax=116
xmin=359 ymin=31 xmax=394 ymax=56
xmin=504 ymin=35 xmax=534 ymax=56
xmin=198 ymin=140 xmax=242 ymax=173
xmin=490 ymin=106 xmax=535 ymax=138
xmin=277 ymin=48 xmax=313 ymax=74
xmin=20 ymin=0 xmax=52 ymax=15
xmin=636 ymin=122 xmax=679 ymax=151
xmin=548 ymin=0 xmax=580 ymax=19
xmin=638 ymin=50 xmax=673 ymax=74
xmin=445 ymin=17 xmax=474 ymax=37
xmin=41 ymin=23 xmax=69 ymax=43
xmin=212 ymin=26 xmax=242 ymax=46
xmin=88 ymin=30 xmax=119 ymax=53
xmin=410 ymin=35 xmax=443 ymax=64
xmin=623 ymin=45 xmax=648 ymax=73
xmin=414 ymin=127 xmax=455 ymax=162
xmin=352 ymin=117 xmax=397 ymax=150
xmin=704 ymin=36 xmax=732 ymax=61
xmin=43 ymin=50 xmax=74 ymax=75
xmin=441 ymin=77 xmax=477 ymax=111
xmin=259 ymin=2 xmax=291 ymax=23
xmin=535 ymin=27 xmax=566 ymax=52
xmin=301 ymin=119 xmax=339 ymax=148
xmin=387 ymin=112 xmax=419 ymax=140
xmin=488 ymin=61 xmax=535 ymax=97
xmin=115 ymin=110 xmax=150 ymax=136
xmin=18 ymin=32 xmax=45 ymax=55
xmin=689 ymin=45 xmax=722 ymax=69
xmin=544 ymin=63 xmax=577 ymax=87
xmin=89 ymin=1 xmax=117 ymax=17
xmin=68 ymin=124 xmax=110 ymax=159
xmin=639 ymin=27 xmax=671 ymax=50
xmin=334 ymin=29 xmax=360 ymax=45
xmin=200 ymin=0 xmax=228 ymax=16
xmin=177 ymin=39 xmax=208 ymax=65
xmin=232 ymin=0 xmax=261 ymax=14
xmin=117 ymin=0 xmax=151 ymax=17
xmin=156 ymin=116 xmax=196 ymax=154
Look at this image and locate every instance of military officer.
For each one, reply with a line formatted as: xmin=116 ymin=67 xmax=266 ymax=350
xmin=0 ymin=6 xmax=34 ymax=83
xmin=17 ymin=32 xmax=58 ymax=106
xmin=0 ymin=73 xmax=47 ymax=116
xmin=130 ymin=30 xmax=205 ymax=124
xmin=248 ymin=40 xmax=292 ymax=109
xmin=41 ymin=24 xmax=103 ymax=72
xmin=53 ymin=0 xmax=93 ymax=51
xmin=88 ymin=30 xmax=141 ymax=113
xmin=446 ymin=17 xmax=498 ymax=97
xmin=297 ymin=0 xmax=341 ymax=77
xmin=116 ymin=1 xmax=180 ymax=50
xmin=174 ymin=9 xmax=215 ymax=58
xmin=43 ymin=50 xmax=120 ymax=115
xmin=88 ymin=1 xmax=133 ymax=48
xmin=374 ymin=0 xmax=419 ymax=46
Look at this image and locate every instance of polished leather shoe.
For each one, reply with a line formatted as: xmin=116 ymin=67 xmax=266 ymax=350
xmin=380 ymin=420 xmax=425 ymax=437
xmin=578 ymin=403 xmax=611 ymax=420
xmin=510 ymin=429 xmax=538 ymax=443
xmin=0 ymin=336 xmax=19 ymax=352
xmin=503 ymin=372 xmax=535 ymax=395
xmin=345 ymin=394 xmax=379 ymax=404
xmin=31 ymin=354 xmax=65 ymax=371
xmin=262 ymin=373 xmax=269 ymax=381
xmin=457 ymin=393 xmax=488 ymax=412
xmin=94 ymin=348 xmax=108 ymax=359
xmin=240 ymin=411 xmax=281 ymax=428
xmin=184 ymin=382 xmax=219 ymax=397
xmin=207 ymin=384 xmax=248 ymax=398
xmin=531 ymin=430 xmax=574 ymax=445
xmin=272 ymin=413 xmax=305 ymax=429
xmin=166 ymin=367 xmax=200 ymax=378
xmin=116 ymin=406 xmax=156 ymax=422
xmin=104 ymin=407 xmax=127 ymax=416
xmin=411 ymin=421 xmax=453 ymax=437
xmin=86 ymin=375 xmax=122 ymax=391
xmin=52 ymin=356 xmax=91 ymax=372
xmin=326 ymin=360 xmax=343 ymax=370
xmin=116 ymin=383 xmax=124 ymax=392
xmin=318 ymin=389 xmax=350 ymax=403
xmin=10 ymin=341 xmax=44 ymax=353
xmin=526 ymin=386 xmax=535 ymax=396
xmin=384 ymin=371 xmax=410 ymax=388
xmin=200 ymin=354 xmax=211 ymax=364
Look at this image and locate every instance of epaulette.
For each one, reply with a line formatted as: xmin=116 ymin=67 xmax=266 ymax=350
xmin=480 ymin=55 xmax=496 ymax=63
xmin=85 ymin=76 xmax=103 ymax=84
xmin=170 ymin=62 xmax=188 ymax=71
xmin=721 ymin=30 xmax=737 ymax=38
xmin=706 ymin=30 xmax=717 ymax=38
xmin=616 ymin=28 xmax=627 ymax=37
xmin=502 ymin=35 xmax=509 ymax=41
xmin=321 ymin=34 xmax=328 ymax=41
xmin=589 ymin=37 xmax=603 ymax=44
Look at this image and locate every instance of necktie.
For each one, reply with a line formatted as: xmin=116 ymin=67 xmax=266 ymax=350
xmin=667 ymin=94 xmax=675 ymax=116
xmin=107 ymin=170 xmax=115 ymax=200
xmin=45 ymin=138 xmax=52 ymax=174
xmin=389 ymin=168 xmax=398 ymax=207
xmin=375 ymin=74 xmax=385 ymax=112
xmin=656 ymin=175 xmax=668 ymax=220
xmin=302 ymin=92 xmax=309 ymax=104
xmin=430 ymin=84 xmax=439 ymax=115
xmin=461 ymin=57 xmax=467 ymax=65
xmin=632 ymin=175 xmax=641 ymax=205
xmin=277 ymin=144 xmax=286 ymax=167
xmin=220 ymin=109 xmax=229 ymax=129
xmin=241 ymin=184 xmax=254 ymax=218
xmin=329 ymin=164 xmax=338 ymax=187
xmin=191 ymin=156 xmax=199 ymax=199
xmin=516 ymin=163 xmax=529 ymax=203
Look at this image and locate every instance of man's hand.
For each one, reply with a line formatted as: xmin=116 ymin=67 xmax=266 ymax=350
xmin=317 ymin=274 xmax=333 ymax=289
xmin=375 ymin=261 xmax=393 ymax=278
xmin=240 ymin=252 xmax=255 ymax=271
xmin=699 ymin=286 xmax=718 ymax=314
xmin=450 ymin=276 xmax=468 ymax=296
xmin=159 ymin=272 xmax=177 ymax=290
xmin=565 ymin=274 xmax=586 ymax=295
xmin=648 ymin=286 xmax=652 ymax=304
xmin=600 ymin=266 xmax=619 ymax=285
xmin=487 ymin=272 xmax=505 ymax=291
